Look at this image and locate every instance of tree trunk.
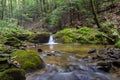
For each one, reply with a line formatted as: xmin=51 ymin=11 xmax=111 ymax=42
xmin=10 ymin=0 xmax=13 ymax=18
xmin=90 ymin=0 xmax=101 ymax=28
xmin=1 ymin=0 xmax=6 ymax=20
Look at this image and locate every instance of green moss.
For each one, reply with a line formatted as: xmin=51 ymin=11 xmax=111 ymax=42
xmin=11 ymin=50 xmax=44 ymax=72
xmin=55 ymin=27 xmax=108 ymax=44
xmin=0 ymin=68 xmax=25 ymax=80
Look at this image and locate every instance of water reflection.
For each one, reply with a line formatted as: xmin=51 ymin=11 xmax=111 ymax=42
xmin=49 ymin=44 xmax=53 ymax=50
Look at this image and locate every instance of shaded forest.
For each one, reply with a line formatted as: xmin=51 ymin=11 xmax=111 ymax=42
xmin=0 ymin=0 xmax=120 ymax=80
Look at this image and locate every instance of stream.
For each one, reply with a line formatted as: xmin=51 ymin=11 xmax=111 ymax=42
xmin=26 ymin=35 xmax=119 ymax=80
xmin=26 ymin=43 xmax=120 ymax=80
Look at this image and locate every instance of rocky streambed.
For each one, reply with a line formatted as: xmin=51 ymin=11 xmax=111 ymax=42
xmin=26 ymin=44 xmax=120 ymax=80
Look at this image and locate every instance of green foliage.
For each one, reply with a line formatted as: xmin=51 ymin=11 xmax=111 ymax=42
xmin=55 ymin=28 xmax=77 ymax=43
xmin=100 ymin=21 xmax=119 ymax=43
xmin=0 ymin=35 xmax=7 ymax=44
xmin=0 ymin=20 xmax=32 ymax=36
xmin=100 ymin=21 xmax=115 ymax=32
xmin=0 ymin=68 xmax=25 ymax=80
xmin=5 ymin=37 xmax=22 ymax=48
xmin=55 ymin=27 xmax=108 ymax=44
xmin=11 ymin=50 xmax=44 ymax=72
xmin=0 ymin=44 xmax=11 ymax=54
xmin=115 ymin=39 xmax=120 ymax=48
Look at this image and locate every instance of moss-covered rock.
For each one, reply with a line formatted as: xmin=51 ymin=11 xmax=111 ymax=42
xmin=0 ymin=68 xmax=25 ymax=80
xmin=29 ymin=32 xmax=51 ymax=43
xmin=55 ymin=27 xmax=108 ymax=44
xmin=11 ymin=50 xmax=44 ymax=72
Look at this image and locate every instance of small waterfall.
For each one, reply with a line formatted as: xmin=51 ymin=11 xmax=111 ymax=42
xmin=48 ymin=35 xmax=55 ymax=44
xmin=48 ymin=35 xmax=57 ymax=44
xmin=48 ymin=35 xmax=57 ymax=50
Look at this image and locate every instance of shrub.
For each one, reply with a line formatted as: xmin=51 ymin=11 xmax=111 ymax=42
xmin=55 ymin=27 xmax=108 ymax=44
xmin=0 ymin=20 xmax=32 ymax=36
xmin=115 ymin=39 xmax=120 ymax=48
xmin=4 ymin=37 xmax=22 ymax=48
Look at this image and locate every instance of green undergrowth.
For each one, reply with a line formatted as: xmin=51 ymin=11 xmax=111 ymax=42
xmin=0 ymin=20 xmax=32 ymax=36
xmin=115 ymin=39 xmax=120 ymax=48
xmin=11 ymin=50 xmax=44 ymax=72
xmin=55 ymin=27 xmax=108 ymax=44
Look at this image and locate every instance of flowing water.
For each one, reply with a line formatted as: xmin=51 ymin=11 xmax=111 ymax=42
xmin=26 ymin=35 xmax=119 ymax=80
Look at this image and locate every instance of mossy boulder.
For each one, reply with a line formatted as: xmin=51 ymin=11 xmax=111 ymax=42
xmin=11 ymin=50 xmax=44 ymax=72
xmin=0 ymin=68 xmax=25 ymax=80
xmin=29 ymin=32 xmax=51 ymax=43
xmin=55 ymin=27 xmax=108 ymax=44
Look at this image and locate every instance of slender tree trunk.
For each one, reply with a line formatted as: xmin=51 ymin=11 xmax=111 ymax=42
xmin=1 ymin=0 xmax=6 ymax=20
xmin=36 ymin=0 xmax=40 ymax=17
xmin=9 ymin=0 xmax=13 ymax=18
xmin=90 ymin=0 xmax=101 ymax=28
xmin=8 ymin=0 xmax=13 ymax=18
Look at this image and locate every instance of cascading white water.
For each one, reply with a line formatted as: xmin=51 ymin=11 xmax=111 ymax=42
xmin=48 ymin=35 xmax=55 ymax=44
xmin=48 ymin=35 xmax=57 ymax=50
xmin=48 ymin=35 xmax=57 ymax=44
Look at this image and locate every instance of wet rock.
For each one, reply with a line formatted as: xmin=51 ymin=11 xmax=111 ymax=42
xmin=37 ymin=48 xmax=43 ymax=52
xmin=88 ymin=48 xmax=96 ymax=54
xmin=46 ymin=53 xmax=53 ymax=56
xmin=107 ymin=49 xmax=115 ymax=55
xmin=98 ymin=48 xmax=107 ymax=54
xmin=108 ymin=54 xmax=119 ymax=60
xmin=97 ymin=62 xmax=112 ymax=72
xmin=54 ymin=51 xmax=61 ymax=54
xmin=112 ymin=61 xmax=120 ymax=68
xmin=43 ymin=51 xmax=61 ymax=57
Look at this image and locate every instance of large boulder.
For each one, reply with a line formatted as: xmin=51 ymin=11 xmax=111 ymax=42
xmin=29 ymin=32 xmax=51 ymax=43
xmin=11 ymin=50 xmax=45 ymax=72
